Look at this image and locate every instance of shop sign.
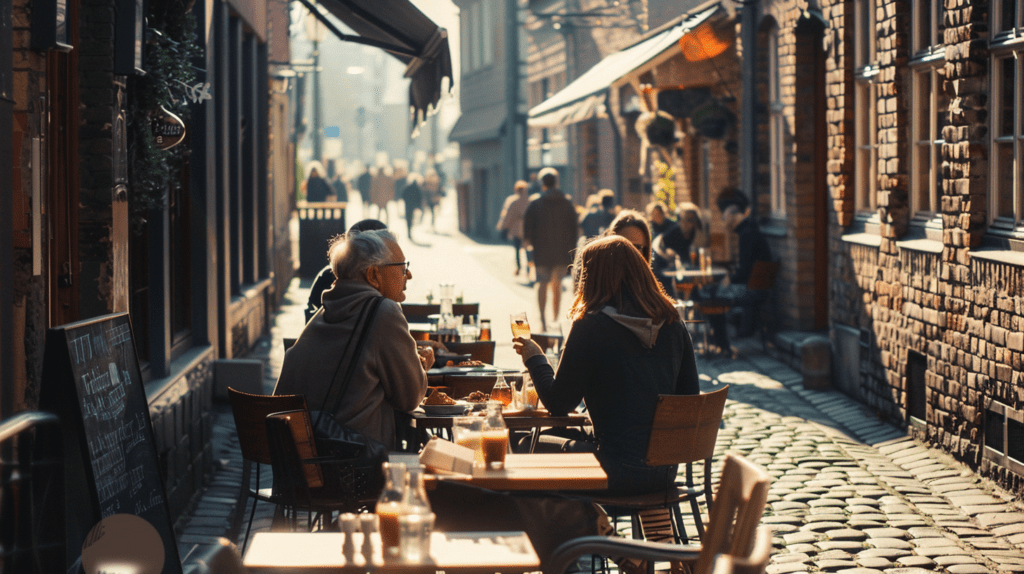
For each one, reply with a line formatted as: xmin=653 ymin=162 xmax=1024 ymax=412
xmin=150 ymin=106 xmax=186 ymax=150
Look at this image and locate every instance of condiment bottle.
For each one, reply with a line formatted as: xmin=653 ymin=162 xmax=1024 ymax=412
xmin=480 ymin=401 xmax=509 ymax=470
xmin=376 ymin=462 xmax=406 ymax=557
xmin=521 ymin=374 xmax=539 ymax=410
xmin=479 ymin=319 xmax=491 ymax=341
xmin=490 ymin=372 xmax=511 ymax=407
xmin=398 ymin=466 xmax=434 ymax=562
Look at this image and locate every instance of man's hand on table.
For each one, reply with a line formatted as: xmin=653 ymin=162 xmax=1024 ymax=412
xmin=417 ymin=346 xmax=435 ymax=371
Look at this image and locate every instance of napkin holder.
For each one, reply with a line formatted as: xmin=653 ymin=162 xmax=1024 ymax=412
xmin=419 ymin=437 xmax=475 ymax=475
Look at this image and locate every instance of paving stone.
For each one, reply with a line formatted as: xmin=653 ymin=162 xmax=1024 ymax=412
xmin=906 ymin=527 xmax=945 ymax=538
xmin=773 ymin=501 xmax=811 ymax=511
xmin=911 ymin=537 xmax=957 ymax=547
xmin=835 ymin=568 xmax=884 ymax=574
xmin=802 ymin=522 xmax=848 ymax=533
xmin=764 ymin=515 xmax=805 ymax=525
xmin=784 ymin=532 xmax=823 ymax=544
xmin=848 ymin=498 xmax=881 ymax=507
xmin=828 ymin=529 xmax=868 ymax=541
xmin=965 ymin=538 xmax=1013 ymax=550
xmin=773 ymin=553 xmax=812 ymax=564
xmin=932 ymin=555 xmax=981 ymax=566
xmin=894 ymin=556 xmax=936 ymax=567
xmin=856 ymin=557 xmax=895 ymax=569
xmin=788 ymin=544 xmax=819 ymax=555
xmin=946 ymin=565 xmax=995 ymax=574
xmin=963 ymin=504 xmax=1013 ymax=515
xmin=806 ymin=514 xmax=849 ymax=523
xmin=846 ymin=520 xmax=887 ymax=529
xmin=912 ymin=546 xmax=965 ymax=557
xmin=994 ymin=523 xmax=1024 ymax=536
xmin=862 ymin=528 xmax=909 ymax=539
xmin=768 ymin=563 xmax=810 ymax=574
xmin=784 ymin=493 xmax=820 ymax=503
xmin=882 ymin=569 xmax=934 ymax=574
xmin=946 ymin=494 xmax=1004 ymax=506
xmin=866 ymin=539 xmax=914 ymax=550
xmin=977 ymin=513 xmax=1024 ymax=528
xmin=886 ymin=520 xmax=930 ymax=528
xmin=770 ymin=523 xmax=800 ymax=534
xmin=818 ymin=541 xmax=869 ymax=552
xmin=815 ymin=559 xmax=858 ymax=571
xmin=947 ymin=527 xmax=996 ymax=538
xmin=857 ymin=549 xmax=912 ymax=559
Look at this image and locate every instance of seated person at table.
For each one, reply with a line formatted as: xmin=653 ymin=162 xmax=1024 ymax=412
xmin=693 ymin=199 xmax=772 ymax=354
xmin=652 ymin=203 xmax=706 ymax=295
xmin=513 ymin=235 xmax=699 ymax=495
xmin=602 ymin=209 xmax=652 ymax=263
xmin=305 ymin=219 xmax=388 ymax=323
xmin=276 ymin=229 xmax=433 ymax=449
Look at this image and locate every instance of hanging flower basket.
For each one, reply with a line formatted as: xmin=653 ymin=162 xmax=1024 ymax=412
xmin=690 ymin=100 xmax=736 ymax=139
xmin=635 ymin=110 xmax=678 ymax=147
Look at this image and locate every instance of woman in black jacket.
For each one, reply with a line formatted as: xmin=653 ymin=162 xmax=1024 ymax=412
xmin=513 ymin=235 xmax=699 ymax=495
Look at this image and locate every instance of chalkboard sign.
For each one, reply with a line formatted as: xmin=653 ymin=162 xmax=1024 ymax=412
xmin=41 ymin=312 xmax=182 ymax=574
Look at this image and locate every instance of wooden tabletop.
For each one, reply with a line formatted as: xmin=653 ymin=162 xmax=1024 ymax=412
xmin=411 ymin=410 xmax=590 ymax=431
xmin=243 ymin=531 xmax=539 ymax=573
xmin=393 ymin=452 xmax=607 ymax=491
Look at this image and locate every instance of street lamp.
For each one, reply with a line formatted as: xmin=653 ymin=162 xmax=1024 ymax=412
xmin=305 ymin=12 xmax=326 ymax=162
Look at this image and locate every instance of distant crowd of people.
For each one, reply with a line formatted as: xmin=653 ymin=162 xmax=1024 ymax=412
xmin=302 ymin=155 xmax=447 ymax=241
xmin=496 ymin=167 xmax=771 ymax=354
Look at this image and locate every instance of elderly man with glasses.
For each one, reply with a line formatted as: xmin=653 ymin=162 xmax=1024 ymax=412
xmin=275 ymin=229 xmax=432 ymax=449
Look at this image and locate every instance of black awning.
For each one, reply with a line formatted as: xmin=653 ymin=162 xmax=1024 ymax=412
xmin=299 ymin=0 xmax=453 ymax=124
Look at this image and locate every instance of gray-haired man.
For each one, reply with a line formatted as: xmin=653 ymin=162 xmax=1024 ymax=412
xmin=274 ymin=229 xmax=432 ymax=449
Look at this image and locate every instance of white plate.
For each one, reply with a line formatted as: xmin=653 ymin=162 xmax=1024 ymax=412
xmin=421 ymin=401 xmax=471 ymax=416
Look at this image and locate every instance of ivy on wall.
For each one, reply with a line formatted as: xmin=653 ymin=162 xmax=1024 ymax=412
xmin=126 ymin=3 xmax=203 ymax=231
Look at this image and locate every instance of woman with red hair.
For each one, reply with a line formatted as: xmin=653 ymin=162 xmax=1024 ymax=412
xmin=513 ymin=235 xmax=699 ymax=494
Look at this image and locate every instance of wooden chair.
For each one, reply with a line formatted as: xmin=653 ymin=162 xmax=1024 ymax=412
xmin=227 ymin=387 xmax=308 ymax=551
xmin=452 ymin=303 xmax=480 ymax=320
xmin=264 ymin=410 xmax=378 ymax=530
xmin=588 ymin=386 xmax=730 ymax=545
xmin=547 ymin=454 xmax=771 ymax=574
xmin=710 ymin=525 xmax=773 ymax=574
xmin=444 ymin=341 xmax=496 ymax=364
xmin=402 ymin=303 xmax=440 ymax=323
xmin=694 ymin=260 xmax=780 ymax=353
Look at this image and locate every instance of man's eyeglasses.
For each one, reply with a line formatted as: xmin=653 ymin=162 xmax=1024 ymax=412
xmin=380 ymin=261 xmax=411 ymax=273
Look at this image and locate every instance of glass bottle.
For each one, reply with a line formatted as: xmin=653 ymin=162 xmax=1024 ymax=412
xmin=521 ymin=373 xmax=539 ymax=410
xmin=398 ymin=466 xmax=435 ymax=562
xmin=376 ymin=462 xmax=406 ymax=557
xmin=480 ymin=401 xmax=509 ymax=470
xmin=479 ymin=319 xmax=491 ymax=341
xmin=490 ymin=372 xmax=512 ymax=407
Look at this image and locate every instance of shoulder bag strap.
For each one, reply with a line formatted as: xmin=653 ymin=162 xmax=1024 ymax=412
xmin=313 ymin=296 xmax=384 ymax=430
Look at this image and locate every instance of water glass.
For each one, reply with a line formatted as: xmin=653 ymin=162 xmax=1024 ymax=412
xmin=398 ymin=512 xmax=435 ymax=562
xmin=452 ymin=417 xmax=484 ymax=467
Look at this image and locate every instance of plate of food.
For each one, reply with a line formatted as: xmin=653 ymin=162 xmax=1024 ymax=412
xmin=432 ymin=353 xmax=472 ymax=369
xmin=421 ymin=390 xmax=471 ymax=415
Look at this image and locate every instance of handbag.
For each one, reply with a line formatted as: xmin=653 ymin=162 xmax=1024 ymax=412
xmin=307 ymin=296 xmax=389 ymax=506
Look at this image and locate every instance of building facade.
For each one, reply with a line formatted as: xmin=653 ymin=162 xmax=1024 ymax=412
xmin=4 ymin=0 xmax=294 ymax=526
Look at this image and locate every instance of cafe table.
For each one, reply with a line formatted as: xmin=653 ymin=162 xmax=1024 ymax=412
xmin=410 ymin=404 xmax=591 ymax=453
xmin=664 ymin=266 xmax=728 ymax=300
xmin=243 ymin=530 xmax=540 ymax=573
xmin=391 ymin=452 xmax=608 ymax=491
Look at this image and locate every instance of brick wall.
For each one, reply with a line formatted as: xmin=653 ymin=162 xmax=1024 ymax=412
xmin=821 ymin=0 xmax=1024 ymax=495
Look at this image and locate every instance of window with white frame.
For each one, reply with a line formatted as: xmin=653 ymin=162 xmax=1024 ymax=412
xmin=854 ymin=0 xmax=878 ymax=211
xmin=909 ymin=0 xmax=946 ymax=216
xmin=990 ymin=1 xmax=1023 ymax=228
xmin=768 ymin=26 xmax=786 ymax=216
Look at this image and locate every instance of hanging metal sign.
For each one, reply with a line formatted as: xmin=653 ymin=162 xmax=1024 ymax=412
xmin=150 ymin=106 xmax=186 ymax=150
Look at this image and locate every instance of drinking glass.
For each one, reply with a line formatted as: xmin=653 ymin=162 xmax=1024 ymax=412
xmin=452 ymin=417 xmax=484 ymax=467
xmin=398 ymin=512 xmax=435 ymax=562
xmin=510 ymin=313 xmax=531 ymax=339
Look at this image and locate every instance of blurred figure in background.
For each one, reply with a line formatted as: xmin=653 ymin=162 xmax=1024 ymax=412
xmin=645 ymin=200 xmax=674 ymax=240
xmin=580 ymin=189 xmax=617 ymax=238
xmin=401 ymin=173 xmax=424 ymax=240
xmin=423 ymin=168 xmax=442 ymax=230
xmin=392 ymin=160 xmax=409 ymax=218
xmin=356 ymin=164 xmax=373 ymax=217
xmin=603 ymin=209 xmax=653 ymax=264
xmin=369 ymin=164 xmax=394 ymax=224
xmin=497 ymin=180 xmax=531 ymax=278
xmin=653 ymin=203 xmax=707 ymax=296
xmin=303 ymin=160 xmax=332 ymax=202
xmin=523 ymin=167 xmax=579 ymax=332
xmin=326 ymin=159 xmax=346 ymax=201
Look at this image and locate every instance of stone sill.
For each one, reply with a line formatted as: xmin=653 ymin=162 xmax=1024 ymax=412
xmin=895 ymin=238 xmax=944 ymax=254
xmin=841 ymin=232 xmax=882 ymax=247
xmin=146 ymin=344 xmax=215 ymax=401
xmin=971 ymin=249 xmax=1024 ymax=268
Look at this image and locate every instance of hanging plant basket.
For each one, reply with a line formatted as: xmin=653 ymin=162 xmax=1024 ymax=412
xmin=690 ymin=100 xmax=736 ymax=140
xmin=636 ymin=110 xmax=678 ymax=147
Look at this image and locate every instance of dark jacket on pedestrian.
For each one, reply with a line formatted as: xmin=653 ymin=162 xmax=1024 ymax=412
xmin=523 ymin=189 xmax=579 ymax=268
xmin=402 ymin=181 xmax=423 ymax=217
xmin=524 ymin=308 xmax=699 ymax=494
xmin=306 ymin=175 xmax=332 ymax=202
xmin=357 ymin=171 xmax=372 ymax=202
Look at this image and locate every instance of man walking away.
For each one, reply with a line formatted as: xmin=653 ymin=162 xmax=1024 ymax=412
xmin=497 ymin=180 xmax=531 ymax=278
xmin=522 ymin=167 xmax=579 ymax=332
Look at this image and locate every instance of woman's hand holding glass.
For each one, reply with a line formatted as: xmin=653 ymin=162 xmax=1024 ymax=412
xmin=512 ymin=336 xmax=544 ymax=362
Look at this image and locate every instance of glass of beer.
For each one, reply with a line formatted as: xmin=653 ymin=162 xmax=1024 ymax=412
xmin=510 ymin=312 xmax=531 ymax=339
xmin=480 ymin=428 xmax=509 ymax=469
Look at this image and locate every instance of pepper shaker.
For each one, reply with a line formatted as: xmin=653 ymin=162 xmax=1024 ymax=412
xmin=340 ymin=513 xmax=357 ymax=562
xmin=359 ymin=512 xmax=378 ymax=562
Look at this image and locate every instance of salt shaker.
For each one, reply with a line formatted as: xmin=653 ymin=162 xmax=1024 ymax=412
xmin=359 ymin=513 xmax=378 ymax=562
xmin=340 ymin=513 xmax=357 ymax=562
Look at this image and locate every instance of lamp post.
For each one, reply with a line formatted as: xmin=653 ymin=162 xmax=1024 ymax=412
xmin=305 ymin=13 xmax=326 ymax=162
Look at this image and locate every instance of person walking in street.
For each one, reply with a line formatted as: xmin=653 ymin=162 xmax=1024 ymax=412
xmin=522 ymin=167 xmax=579 ymax=332
xmin=303 ymin=161 xmax=332 ymax=202
xmin=496 ymin=180 xmax=531 ymax=278
xmin=276 ymin=228 xmax=433 ymax=449
xmin=326 ymin=159 xmax=347 ymax=201
xmin=357 ymin=165 xmax=373 ymax=217
xmin=422 ymin=168 xmax=443 ymax=230
xmin=401 ymin=173 xmax=424 ymax=241
xmin=369 ymin=164 xmax=394 ymax=224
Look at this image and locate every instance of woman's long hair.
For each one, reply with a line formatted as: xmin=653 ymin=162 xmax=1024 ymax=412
xmin=604 ymin=209 xmax=652 ymax=262
xmin=567 ymin=235 xmax=679 ymax=324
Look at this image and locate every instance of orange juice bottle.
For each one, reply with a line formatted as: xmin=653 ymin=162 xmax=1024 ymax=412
xmin=481 ymin=401 xmax=508 ymax=469
xmin=376 ymin=462 xmax=406 ymax=555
